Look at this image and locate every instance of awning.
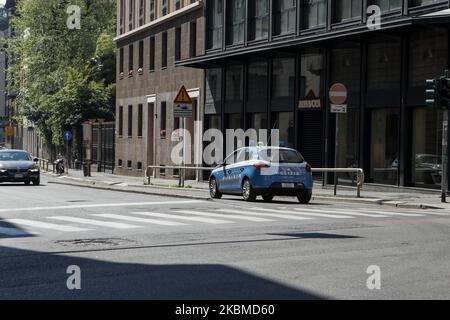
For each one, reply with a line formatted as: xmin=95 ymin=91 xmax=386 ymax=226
xmin=414 ymin=9 xmax=450 ymax=24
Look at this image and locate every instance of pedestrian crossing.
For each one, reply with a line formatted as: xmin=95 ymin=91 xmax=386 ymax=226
xmin=0 ymin=205 xmax=449 ymax=237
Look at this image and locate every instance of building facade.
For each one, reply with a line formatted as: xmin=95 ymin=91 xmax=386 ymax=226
xmin=179 ymin=0 xmax=450 ymax=189
xmin=115 ymin=0 xmax=205 ymax=178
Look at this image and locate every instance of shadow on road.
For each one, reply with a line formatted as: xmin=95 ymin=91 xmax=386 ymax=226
xmin=0 ymin=245 xmax=325 ymax=299
xmin=269 ymin=232 xmax=362 ymax=239
xmin=219 ymin=197 xmax=330 ymax=206
xmin=0 ymin=183 xmax=46 ymax=187
xmin=0 ymin=220 xmax=36 ymax=239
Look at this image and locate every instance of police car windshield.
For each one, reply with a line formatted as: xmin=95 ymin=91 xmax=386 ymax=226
xmin=258 ymin=149 xmax=305 ymax=164
xmin=0 ymin=151 xmax=31 ymax=161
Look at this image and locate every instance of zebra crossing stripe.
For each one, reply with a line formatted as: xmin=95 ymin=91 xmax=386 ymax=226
xmin=131 ymin=212 xmax=233 ymax=224
xmin=361 ymin=210 xmax=424 ymax=217
xmin=7 ymin=219 xmax=91 ymax=232
xmin=0 ymin=200 xmax=204 ymax=213
xmin=48 ymin=216 xmax=141 ymax=229
xmin=217 ymin=209 xmax=312 ymax=220
xmin=93 ymin=214 xmax=189 ymax=226
xmin=293 ymin=208 xmax=388 ymax=218
xmin=251 ymin=207 xmax=352 ymax=219
xmin=406 ymin=211 xmax=449 ymax=216
xmin=176 ymin=210 xmax=275 ymax=222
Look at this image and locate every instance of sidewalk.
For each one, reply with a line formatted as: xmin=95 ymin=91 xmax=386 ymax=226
xmin=44 ymin=168 xmax=450 ymax=210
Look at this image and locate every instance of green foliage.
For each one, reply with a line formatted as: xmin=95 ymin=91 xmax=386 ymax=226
xmin=6 ymin=0 xmax=116 ymax=146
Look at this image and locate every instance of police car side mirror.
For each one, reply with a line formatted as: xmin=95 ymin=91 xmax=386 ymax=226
xmin=33 ymin=157 xmax=39 ymax=163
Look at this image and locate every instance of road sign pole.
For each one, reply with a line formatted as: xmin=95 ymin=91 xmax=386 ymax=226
xmin=334 ymin=114 xmax=339 ymax=196
xmin=182 ymin=118 xmax=186 ymax=188
xmin=442 ymin=109 xmax=448 ymax=202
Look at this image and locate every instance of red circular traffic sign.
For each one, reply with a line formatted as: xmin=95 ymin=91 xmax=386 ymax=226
xmin=329 ymin=83 xmax=348 ymax=105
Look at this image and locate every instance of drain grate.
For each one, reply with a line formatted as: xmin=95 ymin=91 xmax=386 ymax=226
xmin=55 ymin=238 xmax=137 ymax=247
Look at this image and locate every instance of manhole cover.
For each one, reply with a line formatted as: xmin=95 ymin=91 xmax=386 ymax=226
xmin=55 ymin=238 xmax=137 ymax=247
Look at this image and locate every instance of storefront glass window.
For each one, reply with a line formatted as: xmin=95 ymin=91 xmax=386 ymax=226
xmin=370 ymin=108 xmax=399 ymax=185
xmin=300 ymin=48 xmax=324 ymax=100
xmin=272 ymin=56 xmax=295 ymax=98
xmin=409 ymin=27 xmax=448 ymax=88
xmin=226 ymin=113 xmax=243 ymax=151
xmin=272 ymin=112 xmax=294 ymax=148
xmin=331 ymin=44 xmax=361 ymax=180
xmin=247 ymin=113 xmax=268 ymax=145
xmin=336 ymin=110 xmax=360 ymax=183
xmin=206 ymin=115 xmax=221 ymax=131
xmin=225 ymin=64 xmax=243 ymax=102
xmin=367 ymin=36 xmax=401 ymax=92
xmin=331 ymin=43 xmax=361 ymax=106
xmin=248 ymin=60 xmax=268 ymax=101
xmin=412 ymin=108 xmax=443 ymax=188
xmin=226 ymin=113 xmax=242 ymax=131
xmin=205 ymin=68 xmax=222 ymax=115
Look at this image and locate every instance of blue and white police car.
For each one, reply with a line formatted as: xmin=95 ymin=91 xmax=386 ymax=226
xmin=209 ymin=146 xmax=313 ymax=203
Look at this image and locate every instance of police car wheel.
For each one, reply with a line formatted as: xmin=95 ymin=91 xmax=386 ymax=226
xmin=262 ymin=194 xmax=274 ymax=202
xmin=209 ymin=178 xmax=222 ymax=199
xmin=297 ymin=191 xmax=312 ymax=204
xmin=242 ymin=178 xmax=257 ymax=202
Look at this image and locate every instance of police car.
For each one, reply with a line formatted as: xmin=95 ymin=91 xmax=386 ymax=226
xmin=209 ymin=146 xmax=313 ymax=203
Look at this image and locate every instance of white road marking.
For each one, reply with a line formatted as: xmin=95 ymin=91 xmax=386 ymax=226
xmin=251 ymin=207 xmax=352 ymax=219
xmin=0 ymin=226 xmax=37 ymax=236
xmin=362 ymin=210 xmax=424 ymax=217
xmin=7 ymin=219 xmax=90 ymax=232
xmin=131 ymin=212 xmax=233 ymax=224
xmin=93 ymin=214 xmax=189 ymax=226
xmin=176 ymin=210 xmax=275 ymax=222
xmin=217 ymin=209 xmax=312 ymax=221
xmin=0 ymin=200 xmax=204 ymax=213
xmin=409 ymin=211 xmax=449 ymax=216
xmin=293 ymin=207 xmax=388 ymax=218
xmin=48 ymin=216 xmax=141 ymax=229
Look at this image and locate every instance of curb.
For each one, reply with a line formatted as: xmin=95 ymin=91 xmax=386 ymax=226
xmin=46 ymin=178 xmax=211 ymax=201
xmin=44 ymin=173 xmax=446 ymax=210
xmin=313 ymin=195 xmax=444 ymax=210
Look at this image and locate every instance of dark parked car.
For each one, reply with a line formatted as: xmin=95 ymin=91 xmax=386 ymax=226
xmin=0 ymin=150 xmax=40 ymax=185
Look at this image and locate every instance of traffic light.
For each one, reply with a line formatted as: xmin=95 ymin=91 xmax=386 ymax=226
xmin=426 ymin=79 xmax=438 ymax=108
xmin=438 ymin=77 xmax=450 ymax=109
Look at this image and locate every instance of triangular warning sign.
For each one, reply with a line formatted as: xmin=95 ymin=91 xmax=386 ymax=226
xmin=174 ymin=86 xmax=193 ymax=104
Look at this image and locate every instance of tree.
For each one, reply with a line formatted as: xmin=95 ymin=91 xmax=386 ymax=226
xmin=5 ymin=0 xmax=116 ymax=146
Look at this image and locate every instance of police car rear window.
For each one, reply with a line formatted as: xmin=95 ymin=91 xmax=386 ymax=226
xmin=258 ymin=149 xmax=305 ymax=164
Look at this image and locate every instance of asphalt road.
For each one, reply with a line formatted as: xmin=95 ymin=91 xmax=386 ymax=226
xmin=0 ymin=176 xmax=449 ymax=299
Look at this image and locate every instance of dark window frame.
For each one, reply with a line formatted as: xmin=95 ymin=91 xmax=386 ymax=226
xmin=128 ymin=105 xmax=133 ymax=137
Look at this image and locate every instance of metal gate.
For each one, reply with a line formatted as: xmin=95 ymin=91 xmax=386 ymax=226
xmin=92 ymin=122 xmax=115 ymax=173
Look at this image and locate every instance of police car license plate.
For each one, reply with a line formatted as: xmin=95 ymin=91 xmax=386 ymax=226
xmin=14 ymin=174 xmax=24 ymax=178
xmin=282 ymin=183 xmax=295 ymax=188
